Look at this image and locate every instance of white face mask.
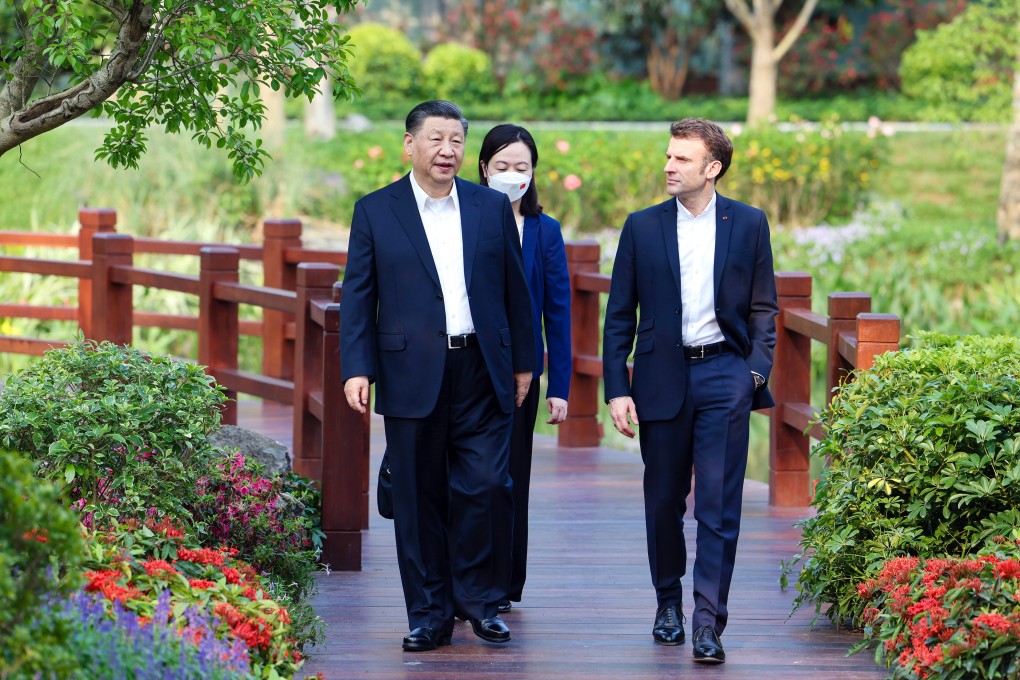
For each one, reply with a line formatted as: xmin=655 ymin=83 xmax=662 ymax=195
xmin=487 ymin=171 xmax=532 ymax=203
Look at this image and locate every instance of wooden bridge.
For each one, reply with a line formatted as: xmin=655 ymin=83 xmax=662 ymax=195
xmin=0 ymin=209 xmax=902 ymax=676
xmin=0 ymin=210 xmax=901 ymax=676
xmin=239 ymin=400 xmax=886 ymax=679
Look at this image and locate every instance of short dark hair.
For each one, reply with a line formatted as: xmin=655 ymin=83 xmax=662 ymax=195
xmin=405 ymin=100 xmax=468 ymax=136
xmin=669 ymin=118 xmax=733 ymax=181
xmin=477 ymin=123 xmax=543 ymax=217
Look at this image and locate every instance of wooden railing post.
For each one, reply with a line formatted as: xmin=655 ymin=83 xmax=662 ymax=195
xmin=262 ymin=219 xmax=302 ymax=381
xmin=827 ymin=293 xmax=871 ymax=398
xmin=855 ymin=313 xmax=900 ymax=370
xmin=292 ymin=263 xmax=341 ymax=481
xmin=90 ymin=233 xmax=133 ymax=346
xmin=559 ymin=241 xmax=602 ymax=447
xmin=770 ymin=272 xmax=813 ymax=506
xmin=320 ymin=279 xmax=369 ymax=570
xmin=78 ymin=209 xmax=117 ymax=337
xmin=199 ymin=247 xmax=240 ymax=425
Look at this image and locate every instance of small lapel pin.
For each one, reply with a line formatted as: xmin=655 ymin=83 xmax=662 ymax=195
xmin=722 ymin=216 xmax=728 ymax=220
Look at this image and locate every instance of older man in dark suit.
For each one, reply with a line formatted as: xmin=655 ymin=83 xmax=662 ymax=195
xmin=340 ymin=100 xmax=536 ymax=652
xmin=602 ymin=118 xmax=778 ymax=664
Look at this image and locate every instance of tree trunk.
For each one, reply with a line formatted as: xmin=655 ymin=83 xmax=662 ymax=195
xmin=304 ymin=82 xmax=336 ymax=141
xmin=997 ymin=31 xmax=1020 ymax=243
xmin=261 ymin=82 xmax=287 ymax=151
xmin=747 ymin=17 xmax=776 ymax=126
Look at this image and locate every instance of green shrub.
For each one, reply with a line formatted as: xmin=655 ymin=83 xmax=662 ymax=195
xmin=0 ymin=337 xmax=226 ymax=529
xmin=343 ymin=23 xmax=422 ymax=112
xmin=899 ymin=0 xmax=1018 ymax=123
xmin=784 ymin=333 xmax=1020 ymax=628
xmin=423 ymin=42 xmax=497 ymax=103
xmin=0 ymin=448 xmax=85 ymax=672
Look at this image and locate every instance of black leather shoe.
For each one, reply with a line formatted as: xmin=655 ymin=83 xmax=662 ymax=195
xmin=692 ymin=625 xmax=725 ymax=663
xmin=497 ymin=599 xmax=512 ymax=613
xmin=470 ymin=616 xmax=511 ymax=643
xmin=402 ymin=627 xmax=451 ymax=652
xmin=652 ymin=604 xmax=685 ymax=645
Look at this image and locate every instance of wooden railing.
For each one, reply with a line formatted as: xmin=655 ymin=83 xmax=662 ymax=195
xmin=0 ymin=208 xmax=367 ymax=570
xmin=0 ymin=212 xmax=902 ymax=552
xmin=559 ymin=242 xmax=902 ymax=506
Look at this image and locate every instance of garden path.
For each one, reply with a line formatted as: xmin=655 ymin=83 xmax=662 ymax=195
xmin=237 ymin=401 xmax=885 ymax=680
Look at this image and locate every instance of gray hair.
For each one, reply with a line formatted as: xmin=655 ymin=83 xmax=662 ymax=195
xmin=405 ymin=100 xmax=468 ymax=136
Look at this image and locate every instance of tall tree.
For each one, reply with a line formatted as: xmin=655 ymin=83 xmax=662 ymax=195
xmin=723 ymin=0 xmax=820 ymax=124
xmin=998 ymin=25 xmax=1020 ymax=243
xmin=0 ymin=0 xmax=360 ymax=181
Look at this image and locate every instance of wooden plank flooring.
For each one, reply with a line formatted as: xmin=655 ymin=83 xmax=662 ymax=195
xmin=237 ymin=401 xmax=884 ymax=680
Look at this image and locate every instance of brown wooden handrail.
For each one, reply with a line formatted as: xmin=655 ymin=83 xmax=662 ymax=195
xmin=0 ymin=208 xmax=903 ymax=568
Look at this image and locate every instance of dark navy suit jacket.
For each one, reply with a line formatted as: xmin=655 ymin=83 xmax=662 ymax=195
xmin=602 ymin=193 xmax=778 ymax=420
xmin=340 ymin=174 xmax=537 ymax=418
xmin=521 ymin=213 xmax=571 ymax=401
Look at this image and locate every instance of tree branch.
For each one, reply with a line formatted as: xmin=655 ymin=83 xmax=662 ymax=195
xmin=723 ymin=0 xmax=756 ymax=35
xmin=773 ymin=0 xmax=820 ymax=61
xmin=135 ymin=52 xmax=248 ymax=85
xmin=88 ymin=0 xmax=128 ymax=23
xmin=0 ymin=3 xmax=56 ymax=120
xmin=0 ymin=0 xmax=154 ymax=154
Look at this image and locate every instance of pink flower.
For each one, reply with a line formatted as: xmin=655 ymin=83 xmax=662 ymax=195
xmin=367 ymin=145 xmax=383 ymax=159
xmin=353 ymin=159 xmax=364 ymax=169
xmin=563 ymin=174 xmax=582 ymax=191
xmin=555 ymin=140 xmax=570 ymax=153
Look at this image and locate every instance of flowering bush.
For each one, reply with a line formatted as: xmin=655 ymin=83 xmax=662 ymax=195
xmin=299 ymin=122 xmax=885 ymax=234
xmin=194 ymin=452 xmax=321 ymax=603
xmin=0 ymin=337 xmax=226 ymax=529
xmin=723 ymin=117 xmax=882 ymax=227
xmin=81 ymin=522 xmax=311 ymax=678
xmin=854 ymin=546 xmax=1020 ymax=679
xmin=17 ymin=590 xmax=249 ymax=678
xmin=784 ymin=334 xmax=1020 ymax=627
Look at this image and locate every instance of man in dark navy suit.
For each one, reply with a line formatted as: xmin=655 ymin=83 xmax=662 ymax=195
xmin=340 ymin=100 xmax=536 ymax=652
xmin=602 ymin=118 xmax=778 ymax=664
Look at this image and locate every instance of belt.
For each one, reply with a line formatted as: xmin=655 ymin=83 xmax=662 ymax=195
xmin=684 ymin=341 xmax=729 ymax=360
xmin=446 ymin=333 xmax=478 ymax=349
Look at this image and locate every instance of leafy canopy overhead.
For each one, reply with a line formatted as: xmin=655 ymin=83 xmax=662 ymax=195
xmin=0 ymin=0 xmax=362 ymax=181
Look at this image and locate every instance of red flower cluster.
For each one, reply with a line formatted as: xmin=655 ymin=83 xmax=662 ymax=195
xmin=178 ymin=547 xmax=226 ymax=567
xmin=142 ymin=559 xmax=178 ymax=578
xmin=21 ymin=528 xmax=49 ymax=543
xmin=85 ymin=569 xmax=141 ymax=603
xmin=214 ymin=602 xmax=273 ymax=650
xmin=859 ymin=551 xmax=1020 ymax=679
xmin=146 ymin=517 xmax=186 ymax=538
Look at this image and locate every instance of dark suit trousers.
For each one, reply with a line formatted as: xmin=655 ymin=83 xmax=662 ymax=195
xmin=637 ymin=351 xmax=754 ymax=635
xmin=384 ymin=343 xmax=514 ymax=633
xmin=505 ymin=376 xmax=540 ymax=601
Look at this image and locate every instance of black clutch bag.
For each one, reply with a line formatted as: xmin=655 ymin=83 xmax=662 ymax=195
xmin=377 ymin=452 xmax=393 ymax=519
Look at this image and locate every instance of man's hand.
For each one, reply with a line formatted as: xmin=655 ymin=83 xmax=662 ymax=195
xmin=546 ymin=397 xmax=568 ymax=425
xmin=609 ymin=396 xmax=639 ymax=438
xmin=514 ymin=372 xmax=531 ymax=407
xmin=344 ymin=377 xmax=370 ymax=413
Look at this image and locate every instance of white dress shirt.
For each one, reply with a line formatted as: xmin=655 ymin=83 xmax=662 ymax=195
xmin=409 ymin=172 xmax=475 ymax=335
xmin=677 ymin=193 xmax=725 ymax=346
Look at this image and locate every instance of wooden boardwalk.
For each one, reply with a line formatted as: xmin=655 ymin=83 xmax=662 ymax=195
xmin=237 ymin=402 xmax=885 ymax=680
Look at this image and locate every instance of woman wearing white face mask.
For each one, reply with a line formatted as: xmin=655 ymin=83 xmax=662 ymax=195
xmin=478 ymin=124 xmax=572 ymax=613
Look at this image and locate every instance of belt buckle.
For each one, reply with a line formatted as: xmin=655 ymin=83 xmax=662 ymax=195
xmin=447 ymin=334 xmax=463 ymax=349
xmin=693 ymin=344 xmax=705 ymax=359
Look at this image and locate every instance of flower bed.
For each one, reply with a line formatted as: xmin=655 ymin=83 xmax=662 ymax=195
xmin=855 ymin=544 xmax=1020 ymax=679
